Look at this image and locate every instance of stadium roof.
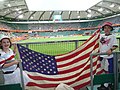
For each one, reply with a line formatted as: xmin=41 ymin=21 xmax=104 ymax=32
xmin=0 ymin=0 xmax=120 ymax=23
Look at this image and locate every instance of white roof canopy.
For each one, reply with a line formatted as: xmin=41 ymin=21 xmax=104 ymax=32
xmin=25 ymin=0 xmax=102 ymax=11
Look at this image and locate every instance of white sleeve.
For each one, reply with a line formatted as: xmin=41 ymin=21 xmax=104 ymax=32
xmin=0 ymin=52 xmax=6 ymax=68
xmin=112 ymin=35 xmax=118 ymax=46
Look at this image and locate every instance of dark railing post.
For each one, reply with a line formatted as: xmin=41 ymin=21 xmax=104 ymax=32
xmin=75 ymin=40 xmax=78 ymax=49
xmin=90 ymin=54 xmax=94 ymax=90
xmin=0 ymin=68 xmax=4 ymax=84
xmin=113 ymin=52 xmax=119 ymax=90
xmin=26 ymin=43 xmax=29 ymax=48
xmin=90 ymin=52 xmax=120 ymax=90
xmin=118 ymin=38 xmax=120 ymax=51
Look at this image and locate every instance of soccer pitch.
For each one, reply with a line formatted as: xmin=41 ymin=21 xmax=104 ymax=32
xmin=19 ymin=36 xmax=90 ymax=43
xmin=16 ymin=35 xmax=120 ymax=56
xmin=16 ymin=36 xmax=89 ymax=56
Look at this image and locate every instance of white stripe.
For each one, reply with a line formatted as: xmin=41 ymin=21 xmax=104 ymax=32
xmin=26 ymin=63 xmax=100 ymax=86
xmin=25 ymin=30 xmax=100 ymax=89
xmin=56 ymin=37 xmax=99 ymax=65
xmin=55 ymin=32 xmax=99 ymax=59
xmin=26 ymin=77 xmax=90 ymax=90
xmin=57 ymin=43 xmax=98 ymax=66
xmin=26 ymin=55 xmax=101 ymax=88
xmin=25 ymin=56 xmax=98 ymax=78
xmin=58 ymin=57 xmax=89 ymax=71
xmin=27 ymin=68 xmax=91 ymax=84
xmin=57 ymin=44 xmax=99 ymax=72
xmin=71 ymin=76 xmax=90 ymax=87
xmin=26 ymin=86 xmax=55 ymax=90
xmin=25 ymin=58 xmax=100 ymax=84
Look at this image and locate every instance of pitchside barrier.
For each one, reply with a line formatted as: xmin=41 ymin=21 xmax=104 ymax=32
xmin=16 ymin=38 xmax=120 ymax=56
xmin=17 ymin=39 xmax=87 ymax=56
xmin=87 ymin=52 xmax=120 ymax=90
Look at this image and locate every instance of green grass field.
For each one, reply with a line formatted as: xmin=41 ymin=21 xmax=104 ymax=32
xmin=16 ymin=35 xmax=120 ymax=57
xmin=18 ymin=36 xmax=89 ymax=43
xmin=15 ymin=36 xmax=88 ymax=57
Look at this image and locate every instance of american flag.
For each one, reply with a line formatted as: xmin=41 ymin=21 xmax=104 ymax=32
xmin=17 ymin=29 xmax=103 ymax=90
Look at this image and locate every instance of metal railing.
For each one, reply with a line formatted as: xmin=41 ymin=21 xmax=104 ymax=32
xmin=16 ymin=37 xmax=120 ymax=56
xmin=90 ymin=52 xmax=120 ymax=90
xmin=17 ymin=39 xmax=86 ymax=56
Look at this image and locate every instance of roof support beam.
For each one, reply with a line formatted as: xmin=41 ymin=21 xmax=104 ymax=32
xmin=28 ymin=11 xmax=36 ymax=20
xmin=4 ymin=8 xmax=27 ymax=17
xmin=38 ymin=11 xmax=45 ymax=21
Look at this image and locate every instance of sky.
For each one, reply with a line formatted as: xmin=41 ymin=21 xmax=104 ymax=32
xmin=25 ymin=0 xmax=102 ymax=11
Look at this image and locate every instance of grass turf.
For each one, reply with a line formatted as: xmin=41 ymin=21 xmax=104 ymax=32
xmin=15 ymin=35 xmax=120 ymax=57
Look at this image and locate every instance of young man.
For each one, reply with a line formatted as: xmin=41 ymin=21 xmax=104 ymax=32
xmin=98 ymin=22 xmax=118 ymax=90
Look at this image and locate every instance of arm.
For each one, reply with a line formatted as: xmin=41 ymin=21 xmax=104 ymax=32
xmin=2 ymin=60 xmax=19 ymax=68
xmin=13 ymin=43 xmax=17 ymax=55
xmin=107 ymin=45 xmax=118 ymax=55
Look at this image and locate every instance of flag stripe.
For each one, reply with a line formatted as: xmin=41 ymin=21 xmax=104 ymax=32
xmin=26 ymin=57 xmax=99 ymax=81
xmin=56 ymin=33 xmax=99 ymax=61
xmin=26 ymin=60 xmax=101 ymax=89
xmin=17 ymin=29 xmax=103 ymax=90
xmin=55 ymin=29 xmax=99 ymax=59
xmin=26 ymin=60 xmax=102 ymax=90
xmin=57 ymin=43 xmax=98 ymax=66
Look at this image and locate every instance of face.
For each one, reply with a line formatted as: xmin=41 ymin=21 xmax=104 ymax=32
xmin=103 ymin=25 xmax=112 ymax=35
xmin=1 ymin=38 xmax=11 ymax=49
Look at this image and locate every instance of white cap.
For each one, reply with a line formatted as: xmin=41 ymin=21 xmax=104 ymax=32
xmin=55 ymin=83 xmax=74 ymax=90
xmin=0 ymin=34 xmax=10 ymax=41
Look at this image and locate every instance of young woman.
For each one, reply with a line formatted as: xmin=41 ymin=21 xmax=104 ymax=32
xmin=0 ymin=35 xmax=30 ymax=86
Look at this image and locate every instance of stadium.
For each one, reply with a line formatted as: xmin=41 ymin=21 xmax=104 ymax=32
xmin=0 ymin=0 xmax=120 ymax=90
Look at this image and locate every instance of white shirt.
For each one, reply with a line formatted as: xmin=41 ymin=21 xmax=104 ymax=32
xmin=0 ymin=48 xmax=17 ymax=72
xmin=100 ymin=34 xmax=118 ymax=58
xmin=0 ymin=49 xmax=30 ymax=85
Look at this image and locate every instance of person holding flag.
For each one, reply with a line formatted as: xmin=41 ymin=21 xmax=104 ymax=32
xmin=98 ymin=22 xmax=118 ymax=90
xmin=0 ymin=35 xmax=30 ymax=87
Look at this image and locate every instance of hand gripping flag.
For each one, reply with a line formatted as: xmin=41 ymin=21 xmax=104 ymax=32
xmin=17 ymin=29 xmax=103 ymax=90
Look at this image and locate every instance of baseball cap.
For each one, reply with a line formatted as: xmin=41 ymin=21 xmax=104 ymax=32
xmin=0 ymin=34 xmax=10 ymax=41
xmin=102 ymin=22 xmax=113 ymax=31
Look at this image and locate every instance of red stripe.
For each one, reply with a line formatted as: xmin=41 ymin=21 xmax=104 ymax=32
xmin=6 ymin=55 xmax=15 ymax=61
xmin=58 ymin=57 xmax=93 ymax=74
xmin=25 ymin=30 xmax=101 ymax=89
xmin=27 ymin=62 xmax=102 ymax=89
xmin=57 ymin=42 xmax=99 ymax=68
xmin=55 ymin=30 xmax=99 ymax=57
xmin=57 ymin=34 xmax=99 ymax=62
xmin=72 ymin=66 xmax=101 ymax=90
xmin=57 ymin=51 xmax=91 ymax=68
xmin=0 ymin=55 xmax=14 ymax=65
xmin=81 ymin=29 xmax=99 ymax=46
xmin=56 ymin=37 xmax=99 ymax=62
xmin=28 ymin=57 xmax=99 ymax=81
xmin=65 ymin=62 xmax=101 ymax=85
xmin=27 ymin=82 xmax=58 ymax=88
xmin=74 ymin=81 xmax=90 ymax=90
xmin=57 ymin=44 xmax=99 ymax=74
xmin=0 ymin=60 xmax=6 ymax=64
xmin=27 ymin=56 xmax=102 ymax=89
xmin=27 ymin=81 xmax=90 ymax=89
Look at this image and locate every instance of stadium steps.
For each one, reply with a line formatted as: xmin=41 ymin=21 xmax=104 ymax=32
xmin=86 ymin=73 xmax=120 ymax=90
xmin=0 ymin=84 xmax=22 ymax=90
